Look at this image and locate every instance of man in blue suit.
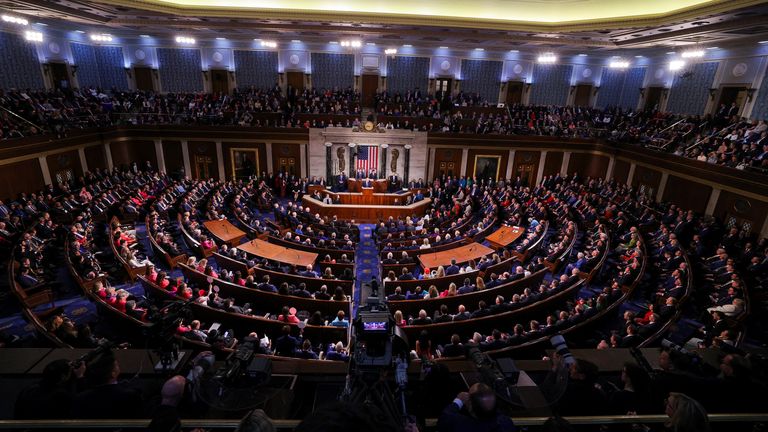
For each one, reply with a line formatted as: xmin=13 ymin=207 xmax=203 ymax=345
xmin=445 ymin=259 xmax=461 ymax=276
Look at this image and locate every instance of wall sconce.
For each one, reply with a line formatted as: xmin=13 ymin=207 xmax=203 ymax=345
xmin=747 ymin=88 xmax=757 ymax=102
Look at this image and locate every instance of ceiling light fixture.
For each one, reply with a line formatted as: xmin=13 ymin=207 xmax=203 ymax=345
xmin=402 ymin=44 xmax=412 ymax=47
xmin=537 ymin=52 xmax=557 ymax=64
xmin=577 ymin=53 xmax=588 ymax=57
xmin=215 ymin=37 xmax=226 ymax=40
xmin=74 ymin=30 xmax=85 ymax=34
xmin=509 ymin=49 xmax=519 ymax=53
xmin=681 ymin=49 xmax=704 ymax=58
xmin=175 ymin=36 xmax=195 ymax=44
xmin=260 ymin=40 xmax=277 ymax=48
xmin=474 ymin=48 xmax=484 ymax=51
xmin=609 ymin=60 xmax=630 ymax=69
xmin=291 ymin=39 xmax=301 ymax=43
xmin=669 ymin=60 xmax=686 ymax=71
xmin=24 ymin=30 xmax=42 ymax=42
xmin=90 ymin=34 xmax=113 ymax=42
xmin=340 ymin=40 xmax=361 ymax=48
xmin=366 ymin=42 xmax=376 ymax=46
xmin=666 ymin=51 xmax=676 ymax=55
xmin=2 ymin=15 xmax=28 ymax=26
xmin=759 ymin=40 xmax=768 ymax=44
xmin=706 ymin=46 xmax=718 ymax=50
xmin=139 ymin=34 xmax=150 ymax=38
xmin=384 ymin=48 xmax=397 ymax=55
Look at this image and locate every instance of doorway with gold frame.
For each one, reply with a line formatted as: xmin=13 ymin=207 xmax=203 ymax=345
xmin=194 ymin=155 xmax=213 ymax=179
xmin=230 ymin=148 xmax=259 ymax=180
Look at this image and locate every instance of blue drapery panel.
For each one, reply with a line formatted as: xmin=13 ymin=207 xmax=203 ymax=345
xmin=596 ymin=67 xmax=645 ymax=110
xmin=666 ymin=62 xmax=718 ymax=115
xmin=234 ymin=50 xmax=278 ymax=89
xmin=386 ymin=56 xmax=429 ymax=94
xmin=0 ymin=31 xmax=44 ymax=89
xmin=749 ymin=63 xmax=768 ymax=120
xmin=529 ymin=64 xmax=572 ymax=106
xmin=310 ymin=53 xmax=354 ymax=90
xmin=156 ymin=48 xmax=203 ymax=93
xmin=618 ymin=67 xmax=645 ymax=110
xmin=460 ymin=59 xmax=503 ymax=103
xmin=71 ymin=43 xmax=128 ymax=90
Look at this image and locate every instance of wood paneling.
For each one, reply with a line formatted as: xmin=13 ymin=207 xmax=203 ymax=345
xmin=662 ymin=175 xmax=711 ymax=214
xmin=84 ymin=145 xmax=107 ymax=172
xmin=714 ymin=190 xmax=768 ymax=234
xmin=222 ymin=142 xmax=267 ymax=179
xmin=0 ymin=159 xmax=44 ymax=200
xmin=46 ymin=150 xmax=83 ymax=185
xmin=567 ymin=153 xmax=609 ymax=179
xmin=271 ymin=143 xmax=301 ymax=176
xmin=466 ymin=149 xmax=509 ymax=180
xmin=613 ymin=159 xmax=630 ymax=184
xmin=433 ymin=148 xmax=463 ymax=177
xmin=162 ymin=140 xmax=184 ymax=176
xmin=110 ymin=140 xmax=157 ymax=170
xmin=631 ymin=165 xmax=662 ymax=194
xmin=542 ymin=151 xmax=562 ymax=177
xmin=188 ymin=141 xmax=218 ymax=180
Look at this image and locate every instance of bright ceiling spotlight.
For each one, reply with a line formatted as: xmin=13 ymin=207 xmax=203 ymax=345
xmin=537 ymin=53 xmax=557 ymax=63
xmin=669 ymin=60 xmax=686 ymax=71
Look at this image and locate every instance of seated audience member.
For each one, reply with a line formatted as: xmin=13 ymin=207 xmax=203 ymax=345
xmin=72 ymin=351 xmax=144 ymax=419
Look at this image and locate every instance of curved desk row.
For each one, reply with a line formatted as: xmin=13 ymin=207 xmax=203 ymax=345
xmin=302 ymin=195 xmax=432 ymax=222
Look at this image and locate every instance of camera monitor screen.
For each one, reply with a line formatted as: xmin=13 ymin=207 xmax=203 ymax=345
xmin=362 ymin=321 xmax=388 ymax=332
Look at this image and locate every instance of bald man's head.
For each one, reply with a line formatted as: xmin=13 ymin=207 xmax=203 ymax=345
xmin=161 ymin=375 xmax=186 ymax=407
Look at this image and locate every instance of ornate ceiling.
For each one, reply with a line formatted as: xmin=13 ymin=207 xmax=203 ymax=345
xmin=3 ymin=0 xmax=768 ymax=54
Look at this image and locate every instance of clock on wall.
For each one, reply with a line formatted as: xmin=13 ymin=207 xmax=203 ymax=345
xmin=364 ymin=121 xmax=375 ymax=132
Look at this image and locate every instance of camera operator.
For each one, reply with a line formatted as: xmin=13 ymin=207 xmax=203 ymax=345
xmin=71 ymin=350 xmax=144 ymax=419
xmin=14 ymin=359 xmax=86 ymax=419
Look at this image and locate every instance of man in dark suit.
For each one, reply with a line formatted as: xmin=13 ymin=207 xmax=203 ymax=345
xmin=441 ymin=334 xmax=466 ymax=358
xmin=337 ymin=172 xmax=348 ymax=192
xmin=445 ymin=259 xmax=461 ymax=276
xmin=437 ymin=383 xmax=515 ymax=432
xmin=389 ymin=172 xmax=399 ymax=192
xmin=72 ymin=352 xmax=144 ymax=419
xmin=274 ymin=326 xmax=301 ymax=357
xmin=452 ymin=305 xmax=470 ymax=321
xmin=386 ymin=286 xmax=405 ymax=301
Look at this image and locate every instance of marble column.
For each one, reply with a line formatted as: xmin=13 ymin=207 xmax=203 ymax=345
xmin=325 ymin=142 xmax=332 ymax=183
xmin=154 ymin=139 xmax=166 ymax=173
xmin=404 ymin=144 xmax=411 ymax=184
xmin=38 ymin=156 xmax=52 ymax=185
xmin=348 ymin=143 xmax=356 ymax=176
xmin=78 ymin=148 xmax=88 ymax=174
xmin=104 ymin=142 xmax=114 ymax=170
xmin=181 ymin=140 xmax=191 ymax=179
xmin=705 ymin=188 xmax=721 ymax=216
xmin=460 ymin=148 xmax=469 ymax=176
xmin=535 ymin=150 xmax=548 ymax=186
xmin=380 ymin=144 xmax=388 ymax=178
xmin=626 ymin=163 xmax=636 ymax=186
xmin=215 ymin=141 xmax=225 ymax=181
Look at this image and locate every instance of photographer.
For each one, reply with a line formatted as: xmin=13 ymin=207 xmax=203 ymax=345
xmin=14 ymin=359 xmax=86 ymax=419
xmin=437 ymin=383 xmax=515 ymax=432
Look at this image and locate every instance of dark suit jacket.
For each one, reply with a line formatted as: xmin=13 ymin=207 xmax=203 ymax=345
xmin=437 ymin=401 xmax=515 ymax=432
xmin=72 ymin=383 xmax=144 ymax=419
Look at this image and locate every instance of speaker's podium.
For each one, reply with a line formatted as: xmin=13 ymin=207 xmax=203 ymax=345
xmin=347 ymin=178 xmax=388 ymax=193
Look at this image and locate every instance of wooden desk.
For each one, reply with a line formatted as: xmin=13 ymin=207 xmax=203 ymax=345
xmin=203 ymin=220 xmax=246 ymax=247
xmin=302 ymin=196 xmax=431 ymax=223
xmin=348 ymin=178 xmax=388 ymax=193
xmin=238 ymin=238 xmax=318 ymax=268
xmin=310 ymin=189 xmax=412 ymax=206
xmin=486 ymin=225 xmax=525 ymax=249
xmin=418 ymin=242 xmax=496 ymax=269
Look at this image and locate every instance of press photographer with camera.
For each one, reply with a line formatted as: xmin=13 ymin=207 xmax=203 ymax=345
xmin=14 ymin=358 xmax=87 ymax=419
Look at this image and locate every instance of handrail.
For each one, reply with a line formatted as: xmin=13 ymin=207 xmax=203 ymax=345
xmin=0 ymin=104 xmax=45 ymax=134
xmin=685 ymin=121 xmax=738 ymax=153
xmin=1 ymin=413 xmax=767 ymax=429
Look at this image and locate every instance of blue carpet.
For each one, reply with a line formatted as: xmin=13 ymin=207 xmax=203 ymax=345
xmin=353 ymin=224 xmax=379 ymax=316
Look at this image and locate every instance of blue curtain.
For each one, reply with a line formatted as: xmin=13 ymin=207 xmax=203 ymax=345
xmin=234 ymin=50 xmax=278 ymax=89
xmin=0 ymin=31 xmax=44 ymax=89
xmin=596 ymin=67 xmax=645 ymax=110
xmin=71 ymin=43 xmax=128 ymax=90
xmin=387 ymin=56 xmax=429 ymax=94
xmin=157 ymin=48 xmax=203 ymax=93
xmin=460 ymin=59 xmax=502 ymax=103
xmin=749 ymin=63 xmax=768 ymax=120
xmin=666 ymin=62 xmax=718 ymax=115
xmin=310 ymin=53 xmax=354 ymax=90
xmin=529 ymin=64 xmax=572 ymax=106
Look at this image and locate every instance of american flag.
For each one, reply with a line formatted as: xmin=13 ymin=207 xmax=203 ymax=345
xmin=356 ymin=145 xmax=378 ymax=173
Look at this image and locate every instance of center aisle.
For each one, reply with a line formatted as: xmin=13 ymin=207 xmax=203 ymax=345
xmin=353 ymin=224 xmax=379 ymax=316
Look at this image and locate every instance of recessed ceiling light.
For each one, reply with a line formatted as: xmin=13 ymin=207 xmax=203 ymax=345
xmin=216 ymin=37 xmax=226 ymax=40
xmin=366 ymin=42 xmax=376 ymax=46
xmin=474 ymin=48 xmax=484 ymax=51
xmin=706 ymin=46 xmax=718 ymax=50
xmin=139 ymin=34 xmax=150 ymax=38
xmin=35 ymin=22 xmax=47 ymax=26
xmin=75 ymin=30 xmax=85 ymax=34
xmin=759 ymin=40 xmax=768 ymax=44
xmin=666 ymin=51 xmax=676 ymax=54
xmin=292 ymin=39 xmax=301 ymax=43
xmin=578 ymin=53 xmax=588 ymax=56
xmin=439 ymin=46 xmax=448 ymax=49
xmin=403 ymin=44 xmax=412 ymax=47
xmin=509 ymin=49 xmax=519 ymax=53
xmin=329 ymin=41 xmax=338 ymax=44
xmin=635 ymin=55 xmax=643 ymax=58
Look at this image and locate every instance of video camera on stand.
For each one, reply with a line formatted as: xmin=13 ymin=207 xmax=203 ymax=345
xmin=342 ymin=308 xmax=411 ymax=430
